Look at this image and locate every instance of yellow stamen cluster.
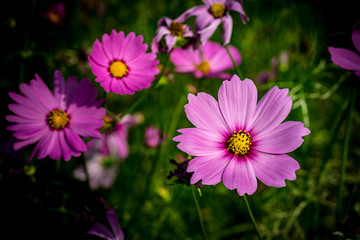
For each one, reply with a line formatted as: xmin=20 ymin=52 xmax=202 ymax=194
xmin=47 ymin=109 xmax=69 ymax=130
xmin=195 ymin=60 xmax=210 ymax=73
xmin=109 ymin=61 xmax=129 ymax=78
xmin=227 ymin=130 xmax=252 ymax=155
xmin=169 ymin=21 xmax=185 ymax=36
xmin=209 ymin=3 xmax=226 ymax=18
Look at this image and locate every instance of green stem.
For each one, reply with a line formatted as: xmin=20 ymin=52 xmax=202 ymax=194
xmin=225 ymin=45 xmax=243 ymax=79
xmin=191 ymin=186 xmax=208 ymax=240
xmin=337 ymin=83 xmax=356 ymax=221
xmin=242 ymin=195 xmax=262 ymax=239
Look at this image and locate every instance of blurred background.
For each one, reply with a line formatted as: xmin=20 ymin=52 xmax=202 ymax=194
xmin=0 ymin=0 xmax=360 ymax=239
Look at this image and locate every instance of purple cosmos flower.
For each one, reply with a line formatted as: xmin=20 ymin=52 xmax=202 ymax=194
xmin=328 ymin=29 xmax=360 ymax=77
xmin=89 ymin=30 xmax=160 ymax=95
xmin=88 ymin=206 xmax=124 ymax=240
xmin=6 ymin=71 xmax=105 ymax=161
xmin=44 ymin=2 xmax=65 ymax=26
xmin=151 ymin=17 xmax=194 ymax=54
xmin=173 ymin=75 xmax=310 ymax=196
xmin=178 ymin=0 xmax=249 ymax=45
xmin=170 ymin=41 xmax=241 ymax=79
xmin=145 ymin=125 xmax=166 ymax=148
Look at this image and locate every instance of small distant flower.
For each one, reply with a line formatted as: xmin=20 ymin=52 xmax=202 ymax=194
xmin=151 ymin=17 xmax=194 ymax=54
xmin=6 ymin=71 xmax=105 ymax=161
xmin=170 ymin=41 xmax=240 ymax=79
xmin=88 ymin=202 xmax=124 ymax=240
xmin=44 ymin=3 xmax=65 ymax=26
xmin=145 ymin=126 xmax=167 ymax=148
xmin=73 ymin=153 xmax=118 ymax=189
xmin=173 ymin=75 xmax=310 ymax=196
xmin=89 ymin=30 xmax=160 ymax=95
xmin=328 ymin=29 xmax=360 ymax=77
xmin=178 ymin=0 xmax=249 ymax=45
xmin=255 ymin=57 xmax=278 ymax=84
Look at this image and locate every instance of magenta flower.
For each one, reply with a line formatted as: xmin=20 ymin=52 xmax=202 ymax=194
xmin=89 ymin=30 xmax=160 ymax=95
xmin=173 ymin=75 xmax=310 ymax=196
xmin=88 ymin=208 xmax=124 ymax=240
xmin=178 ymin=0 xmax=249 ymax=45
xmin=145 ymin=125 xmax=167 ymax=148
xmin=328 ymin=29 xmax=360 ymax=77
xmin=6 ymin=71 xmax=105 ymax=161
xmin=44 ymin=2 xmax=65 ymax=26
xmin=151 ymin=17 xmax=194 ymax=54
xmin=170 ymin=41 xmax=241 ymax=79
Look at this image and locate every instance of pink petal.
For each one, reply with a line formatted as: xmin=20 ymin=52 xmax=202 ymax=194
xmin=88 ymin=223 xmax=114 ymax=239
xmin=170 ymin=48 xmax=196 ymax=73
xmin=90 ymin=39 xmax=110 ymax=67
xmin=59 ymin=131 xmax=80 ymax=161
xmin=188 ymin=150 xmax=232 ymax=185
xmin=9 ymin=92 xmax=48 ymax=114
xmin=110 ymin=30 xmax=124 ymax=59
xmin=222 ymin=155 xmax=257 ymax=196
xmin=184 ymin=92 xmax=231 ymax=137
xmin=173 ymin=128 xmax=225 ymax=156
xmin=328 ymin=47 xmax=360 ymax=71
xmin=253 ymin=121 xmax=310 ymax=154
xmin=106 ymin=209 xmax=124 ymax=240
xmin=227 ymin=0 xmax=249 ymax=23
xmin=250 ymin=151 xmax=300 ymax=187
xmin=194 ymin=11 xmax=214 ymax=30
xmin=8 ymin=104 xmax=44 ymax=120
xmin=248 ymin=86 xmax=292 ymax=136
xmin=218 ymin=76 xmax=257 ymax=131
xmin=209 ymin=44 xmax=240 ymax=72
xmin=221 ymin=14 xmax=233 ymax=45
xmin=198 ymin=18 xmax=222 ymax=44
xmin=352 ymin=29 xmax=360 ymax=53
xmin=176 ymin=6 xmax=207 ymax=23
xmin=53 ymin=70 xmax=66 ymax=109
xmin=101 ymin=33 xmax=114 ymax=60
xmin=64 ymin=128 xmax=87 ymax=152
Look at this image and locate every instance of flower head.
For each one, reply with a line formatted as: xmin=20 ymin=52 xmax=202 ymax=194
xmin=145 ymin=125 xmax=167 ymax=148
xmin=44 ymin=2 xmax=65 ymax=26
xmin=173 ymin=75 xmax=310 ymax=196
xmin=89 ymin=30 xmax=160 ymax=95
xmin=170 ymin=41 xmax=240 ymax=79
xmin=328 ymin=29 xmax=360 ymax=77
xmin=178 ymin=0 xmax=249 ymax=45
xmin=6 ymin=71 xmax=105 ymax=161
xmin=151 ymin=17 xmax=194 ymax=54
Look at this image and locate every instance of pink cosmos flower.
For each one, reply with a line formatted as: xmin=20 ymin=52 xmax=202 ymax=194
xmin=151 ymin=17 xmax=194 ymax=54
xmin=145 ymin=125 xmax=167 ymax=148
xmin=89 ymin=30 xmax=160 ymax=95
xmin=328 ymin=29 xmax=360 ymax=77
xmin=6 ymin=71 xmax=105 ymax=161
xmin=178 ymin=0 xmax=249 ymax=45
xmin=73 ymin=153 xmax=118 ymax=189
xmin=170 ymin=41 xmax=241 ymax=79
xmin=88 ymin=115 xmax=136 ymax=159
xmin=173 ymin=75 xmax=310 ymax=196
xmin=44 ymin=2 xmax=65 ymax=26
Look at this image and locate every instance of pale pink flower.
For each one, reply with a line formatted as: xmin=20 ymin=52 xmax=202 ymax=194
xmin=173 ymin=75 xmax=310 ymax=196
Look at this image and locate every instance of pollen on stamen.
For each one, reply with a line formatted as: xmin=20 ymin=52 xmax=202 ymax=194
xmin=109 ymin=60 xmax=129 ymax=78
xmin=227 ymin=130 xmax=252 ymax=155
xmin=47 ymin=109 xmax=69 ymax=130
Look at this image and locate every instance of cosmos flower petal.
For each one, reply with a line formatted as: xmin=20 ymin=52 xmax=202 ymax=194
xmin=248 ymin=86 xmax=292 ymax=135
xmin=250 ymin=152 xmax=300 ymax=187
xmin=64 ymin=128 xmax=87 ymax=152
xmin=194 ymin=11 xmax=214 ymax=30
xmin=173 ymin=128 xmax=225 ymax=156
xmin=227 ymin=0 xmax=249 ymax=23
xmin=59 ymin=131 xmax=81 ymax=161
xmin=88 ymin=223 xmax=114 ymax=239
xmin=328 ymin=47 xmax=360 ymax=72
xmin=253 ymin=121 xmax=310 ymax=154
xmin=209 ymin=44 xmax=240 ymax=72
xmin=198 ymin=18 xmax=222 ymax=44
xmin=53 ymin=70 xmax=66 ymax=109
xmin=176 ymin=6 xmax=206 ymax=23
xmin=170 ymin=49 xmax=196 ymax=73
xmin=8 ymin=92 xmax=48 ymax=114
xmin=188 ymin=150 xmax=232 ymax=185
xmin=101 ymin=33 xmax=114 ymax=60
xmin=106 ymin=209 xmax=124 ymax=239
xmin=48 ymin=131 xmax=62 ymax=160
xmin=352 ymin=29 xmax=360 ymax=53
xmin=110 ymin=30 xmax=124 ymax=59
xmin=218 ymin=76 xmax=257 ymax=131
xmin=185 ymin=92 xmax=230 ymax=136
xmin=221 ymin=14 xmax=233 ymax=45
xmin=89 ymin=39 xmax=110 ymax=67
xmin=222 ymin=156 xmax=257 ymax=196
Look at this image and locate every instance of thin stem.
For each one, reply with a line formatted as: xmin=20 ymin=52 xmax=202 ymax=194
xmin=242 ymin=195 xmax=262 ymax=239
xmin=191 ymin=186 xmax=208 ymax=240
xmin=337 ymin=82 xmax=356 ymax=221
xmin=81 ymin=154 xmax=91 ymax=191
xmin=225 ymin=45 xmax=243 ymax=79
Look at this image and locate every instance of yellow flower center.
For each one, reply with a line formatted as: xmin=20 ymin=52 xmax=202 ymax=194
xmin=48 ymin=12 xmax=60 ymax=23
xmin=109 ymin=61 xmax=129 ymax=78
xmin=195 ymin=61 xmax=210 ymax=73
xmin=227 ymin=130 xmax=252 ymax=155
xmin=47 ymin=109 xmax=69 ymax=130
xmin=209 ymin=3 xmax=226 ymax=18
xmin=169 ymin=21 xmax=185 ymax=36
